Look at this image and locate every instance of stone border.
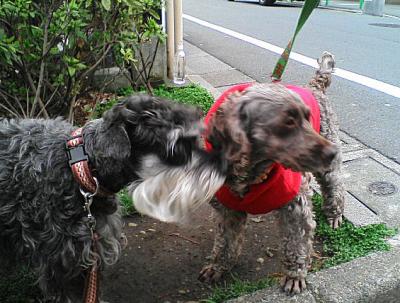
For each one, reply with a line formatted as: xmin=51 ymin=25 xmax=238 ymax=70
xmin=228 ymin=246 xmax=400 ymax=303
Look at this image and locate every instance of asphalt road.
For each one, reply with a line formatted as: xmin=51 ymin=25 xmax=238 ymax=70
xmin=183 ymin=0 xmax=400 ymax=162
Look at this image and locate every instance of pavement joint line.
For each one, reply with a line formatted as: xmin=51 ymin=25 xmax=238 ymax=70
xmin=343 ymin=148 xmax=400 ymax=175
xmin=183 ymin=14 xmax=400 ymax=99
xmin=346 ymin=190 xmax=379 ymax=216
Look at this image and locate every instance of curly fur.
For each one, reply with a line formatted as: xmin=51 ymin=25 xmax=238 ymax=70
xmin=199 ymin=52 xmax=345 ymax=294
xmin=0 ymin=94 xmax=226 ymax=302
xmin=308 ymin=63 xmax=345 ymax=227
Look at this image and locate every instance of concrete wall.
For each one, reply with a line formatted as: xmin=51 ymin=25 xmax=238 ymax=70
xmin=93 ymin=39 xmax=167 ymax=92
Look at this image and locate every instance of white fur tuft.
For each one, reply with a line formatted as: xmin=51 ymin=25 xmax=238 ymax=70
xmin=129 ymin=154 xmax=225 ymax=223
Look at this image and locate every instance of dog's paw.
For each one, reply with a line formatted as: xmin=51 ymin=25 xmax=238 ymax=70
xmin=327 ymin=214 xmax=343 ymax=229
xmin=198 ymin=264 xmax=223 ymax=283
xmin=280 ymin=276 xmax=307 ymax=295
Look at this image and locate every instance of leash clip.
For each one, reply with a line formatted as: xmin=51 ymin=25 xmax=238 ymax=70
xmin=80 ymin=177 xmax=100 ymax=231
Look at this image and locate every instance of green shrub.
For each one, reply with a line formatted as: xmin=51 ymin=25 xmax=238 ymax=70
xmin=0 ymin=0 xmax=164 ymax=120
xmin=92 ymin=84 xmax=215 ymax=119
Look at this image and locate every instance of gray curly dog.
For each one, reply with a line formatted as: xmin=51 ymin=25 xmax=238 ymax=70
xmin=0 ymin=95 xmax=226 ymax=302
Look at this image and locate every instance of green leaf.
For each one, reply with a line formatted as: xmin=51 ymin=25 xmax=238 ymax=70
xmin=49 ymin=47 xmax=60 ymax=55
xmin=101 ymin=0 xmax=111 ymax=11
xmin=75 ymin=63 xmax=87 ymax=70
xmin=67 ymin=66 xmax=76 ymax=77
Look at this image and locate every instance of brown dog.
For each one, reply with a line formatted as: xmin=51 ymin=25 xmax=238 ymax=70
xmin=199 ymin=52 xmax=345 ymax=294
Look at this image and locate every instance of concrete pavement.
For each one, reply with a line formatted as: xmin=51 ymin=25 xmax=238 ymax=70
xmin=184 ymin=40 xmax=400 ymax=302
xmin=317 ymin=0 xmax=400 ymax=17
xmin=279 ymin=1 xmax=400 ymax=18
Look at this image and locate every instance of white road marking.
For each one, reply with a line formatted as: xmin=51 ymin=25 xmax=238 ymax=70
xmin=183 ymin=14 xmax=400 ymax=99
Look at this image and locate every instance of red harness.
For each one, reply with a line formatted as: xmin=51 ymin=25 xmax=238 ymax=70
xmin=204 ymin=83 xmax=320 ymax=215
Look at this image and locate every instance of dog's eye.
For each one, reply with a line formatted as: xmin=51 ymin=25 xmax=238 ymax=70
xmin=285 ymin=109 xmax=300 ymax=127
xmin=285 ymin=117 xmax=297 ymax=127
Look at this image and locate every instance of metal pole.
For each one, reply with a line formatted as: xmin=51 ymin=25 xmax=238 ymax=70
xmin=174 ymin=0 xmax=183 ymax=51
xmin=173 ymin=0 xmax=186 ymax=85
xmin=166 ymin=0 xmax=175 ymax=80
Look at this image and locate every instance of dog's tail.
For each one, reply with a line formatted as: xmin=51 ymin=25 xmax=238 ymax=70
xmin=308 ymin=51 xmax=335 ymax=94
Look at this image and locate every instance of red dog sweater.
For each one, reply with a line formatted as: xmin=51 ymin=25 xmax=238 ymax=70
xmin=204 ymin=83 xmax=320 ymax=215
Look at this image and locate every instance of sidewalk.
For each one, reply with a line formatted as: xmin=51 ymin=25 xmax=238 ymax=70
xmin=184 ymin=40 xmax=400 ymax=302
xmin=317 ymin=0 xmax=400 ymax=17
xmin=283 ymin=0 xmax=400 ymax=18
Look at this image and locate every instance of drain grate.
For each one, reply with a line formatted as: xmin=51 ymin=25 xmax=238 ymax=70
xmin=369 ymin=23 xmax=400 ymax=28
xmin=368 ymin=181 xmax=398 ymax=196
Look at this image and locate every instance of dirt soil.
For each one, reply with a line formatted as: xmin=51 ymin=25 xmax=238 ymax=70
xmin=102 ymin=204 xmax=324 ymax=303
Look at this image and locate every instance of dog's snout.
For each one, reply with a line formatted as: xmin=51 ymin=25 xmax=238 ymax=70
xmin=322 ymin=144 xmax=337 ymax=164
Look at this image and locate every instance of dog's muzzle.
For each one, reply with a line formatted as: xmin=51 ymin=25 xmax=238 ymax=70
xmin=128 ymin=153 xmax=226 ymax=223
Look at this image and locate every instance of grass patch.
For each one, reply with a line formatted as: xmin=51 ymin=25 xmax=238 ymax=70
xmin=92 ymin=84 xmax=214 ymax=119
xmin=151 ymin=84 xmax=214 ymax=113
xmin=201 ymin=276 xmax=276 ymax=303
xmin=118 ymin=188 xmax=136 ymax=216
xmin=313 ymin=193 xmax=396 ymax=268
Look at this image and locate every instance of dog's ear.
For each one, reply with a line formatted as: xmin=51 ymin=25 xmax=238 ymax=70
xmin=95 ymin=102 xmax=135 ymax=160
xmin=209 ymin=93 xmax=251 ymax=179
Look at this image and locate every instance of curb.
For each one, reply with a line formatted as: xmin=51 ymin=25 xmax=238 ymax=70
xmin=185 ymin=58 xmax=400 ymax=303
xmin=186 ymin=69 xmax=222 ymax=100
xmin=227 ymin=246 xmax=400 ymax=303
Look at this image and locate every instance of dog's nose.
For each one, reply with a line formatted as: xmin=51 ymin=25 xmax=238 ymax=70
xmin=322 ymin=144 xmax=338 ymax=164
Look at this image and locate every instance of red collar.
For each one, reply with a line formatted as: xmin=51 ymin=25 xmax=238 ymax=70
xmin=66 ymin=128 xmax=113 ymax=197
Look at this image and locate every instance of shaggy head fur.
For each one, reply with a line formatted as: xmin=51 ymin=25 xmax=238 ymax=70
xmin=0 ymin=94 xmax=226 ymax=302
